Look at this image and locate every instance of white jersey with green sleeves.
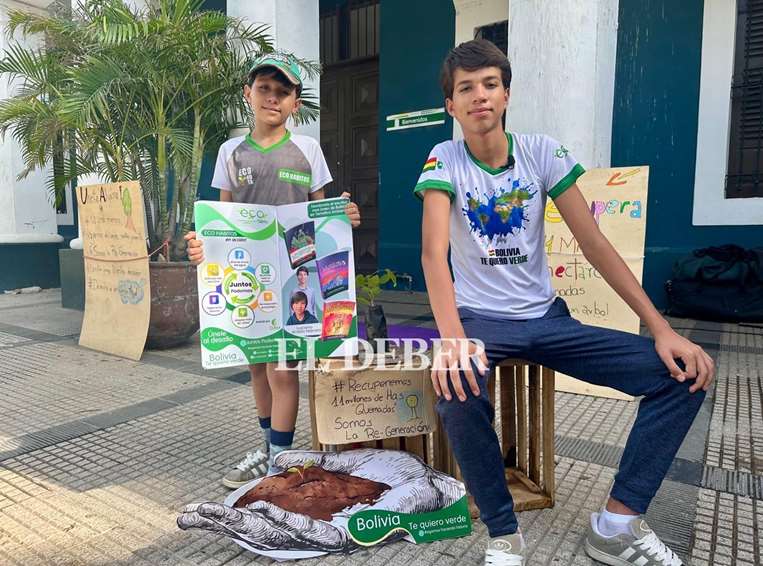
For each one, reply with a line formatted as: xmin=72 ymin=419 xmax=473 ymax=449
xmin=414 ymin=132 xmax=585 ymax=319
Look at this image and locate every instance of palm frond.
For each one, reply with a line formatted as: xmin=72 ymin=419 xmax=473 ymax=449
xmin=0 ymin=43 xmax=50 ymax=91
xmin=293 ymin=101 xmax=320 ymax=127
xmin=292 ymin=55 xmax=322 ymax=83
xmin=166 ymin=127 xmax=194 ymax=161
xmin=6 ymin=9 xmax=71 ymax=39
xmin=44 ymin=151 xmax=97 ymax=205
xmin=2 ymin=0 xmax=319 ymax=255
xmin=59 ymin=55 xmax=132 ymax=125
xmin=225 ymin=20 xmax=273 ymax=55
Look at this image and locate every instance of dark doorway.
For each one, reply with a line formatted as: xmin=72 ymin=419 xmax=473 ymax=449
xmin=319 ymin=0 xmax=379 ymax=274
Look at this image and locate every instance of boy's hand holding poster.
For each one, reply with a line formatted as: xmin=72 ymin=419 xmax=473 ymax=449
xmin=178 ymin=449 xmax=471 ymax=561
xmin=195 ymin=197 xmax=357 ymax=368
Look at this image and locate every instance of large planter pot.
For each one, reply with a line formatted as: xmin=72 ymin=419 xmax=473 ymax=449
xmin=146 ymin=261 xmax=199 ymax=349
xmin=59 ymin=248 xmax=85 ymax=310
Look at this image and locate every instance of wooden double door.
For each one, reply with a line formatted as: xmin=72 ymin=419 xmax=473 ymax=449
xmin=320 ymin=58 xmax=379 ymax=274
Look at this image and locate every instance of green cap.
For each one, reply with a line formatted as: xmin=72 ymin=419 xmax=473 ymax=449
xmin=248 ymin=52 xmax=302 ymax=87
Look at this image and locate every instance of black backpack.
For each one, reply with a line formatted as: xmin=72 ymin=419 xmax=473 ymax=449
xmin=665 ymin=245 xmax=763 ymax=322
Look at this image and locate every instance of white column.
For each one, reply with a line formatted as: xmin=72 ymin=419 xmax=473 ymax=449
xmin=506 ymin=0 xmax=619 ymax=168
xmin=452 ymin=0 xmax=510 ymax=141
xmin=227 ymin=0 xmax=321 ymax=141
xmin=0 ymin=0 xmax=62 ymax=246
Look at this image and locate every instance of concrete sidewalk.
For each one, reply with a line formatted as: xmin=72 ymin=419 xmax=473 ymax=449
xmin=0 ymin=288 xmax=760 ymax=565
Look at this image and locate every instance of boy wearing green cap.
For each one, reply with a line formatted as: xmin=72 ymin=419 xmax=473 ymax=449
xmin=185 ymin=53 xmax=361 ymax=488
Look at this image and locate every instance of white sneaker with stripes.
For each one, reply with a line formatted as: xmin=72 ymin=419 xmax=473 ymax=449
xmin=222 ymin=449 xmax=269 ymax=489
xmin=484 ymin=532 xmax=525 ymax=565
xmin=585 ymin=513 xmax=684 ymax=566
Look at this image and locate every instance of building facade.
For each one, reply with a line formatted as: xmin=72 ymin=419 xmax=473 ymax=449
xmin=1 ymin=0 xmax=761 ymax=309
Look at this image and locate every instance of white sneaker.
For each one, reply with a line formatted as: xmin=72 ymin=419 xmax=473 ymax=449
xmin=222 ymin=450 xmax=269 ymax=489
xmin=485 ymin=532 xmax=525 ymax=565
xmin=585 ymin=513 xmax=684 ymax=565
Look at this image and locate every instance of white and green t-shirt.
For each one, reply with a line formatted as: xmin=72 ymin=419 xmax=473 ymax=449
xmin=414 ymin=132 xmax=584 ymax=319
xmin=212 ymin=130 xmax=332 ymax=205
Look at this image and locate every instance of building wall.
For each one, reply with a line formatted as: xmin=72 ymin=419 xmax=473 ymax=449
xmin=612 ymin=0 xmax=763 ymax=308
xmin=692 ymin=0 xmax=763 ymax=225
xmin=0 ymin=0 xmax=63 ymax=291
xmin=452 ymin=0 xmax=508 ymax=141
xmin=0 ymin=0 xmax=59 ymax=241
xmin=377 ymin=0 xmax=455 ymax=289
xmin=507 ymin=0 xmax=618 ymax=169
xmin=227 ymin=0 xmax=320 ymax=143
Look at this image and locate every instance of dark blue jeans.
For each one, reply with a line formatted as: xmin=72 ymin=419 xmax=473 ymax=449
xmin=436 ymin=298 xmax=706 ymax=537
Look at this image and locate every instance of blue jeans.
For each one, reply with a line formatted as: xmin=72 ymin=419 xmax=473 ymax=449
xmin=436 ymin=298 xmax=706 ymax=537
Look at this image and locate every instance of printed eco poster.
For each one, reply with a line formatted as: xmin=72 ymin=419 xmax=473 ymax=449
xmin=77 ymin=181 xmax=150 ymax=361
xmin=195 ymin=197 xmax=357 ymax=368
xmin=177 ymin=449 xmax=471 ymax=561
xmin=544 ymin=166 xmax=649 ymax=399
xmin=312 ymin=359 xmax=438 ymax=444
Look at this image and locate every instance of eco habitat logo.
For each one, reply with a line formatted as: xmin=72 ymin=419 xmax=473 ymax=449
xmin=238 ymin=207 xmax=270 ymax=226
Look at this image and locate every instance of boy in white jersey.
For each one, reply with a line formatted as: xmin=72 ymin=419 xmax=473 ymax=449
xmin=417 ymin=40 xmax=713 ymax=566
xmin=185 ymin=53 xmax=361 ymax=488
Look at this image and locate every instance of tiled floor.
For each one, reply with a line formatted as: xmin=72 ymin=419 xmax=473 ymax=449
xmin=0 ymin=289 xmax=760 ymax=565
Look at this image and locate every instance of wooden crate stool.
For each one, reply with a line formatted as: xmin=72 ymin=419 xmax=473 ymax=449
xmin=432 ymin=359 xmax=555 ymax=512
xmin=307 ymin=368 xmax=438 ymax=468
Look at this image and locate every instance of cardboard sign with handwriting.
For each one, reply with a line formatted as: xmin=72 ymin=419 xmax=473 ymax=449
xmin=77 ymin=181 xmax=150 ymax=360
xmin=312 ymin=359 xmax=437 ymax=444
xmin=545 ymin=166 xmax=649 ymax=400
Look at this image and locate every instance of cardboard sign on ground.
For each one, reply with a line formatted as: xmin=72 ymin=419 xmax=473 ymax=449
xmin=77 ymin=181 xmax=150 ymax=361
xmin=312 ymin=358 xmax=437 ymax=444
xmin=545 ymin=166 xmax=649 ymax=400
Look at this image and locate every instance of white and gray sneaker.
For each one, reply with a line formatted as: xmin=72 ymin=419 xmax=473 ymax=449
xmin=585 ymin=513 xmax=684 ymax=565
xmin=222 ymin=450 xmax=269 ymax=489
xmin=485 ymin=532 xmax=525 ymax=565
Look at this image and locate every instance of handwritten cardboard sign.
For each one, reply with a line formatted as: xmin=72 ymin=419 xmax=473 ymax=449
xmin=77 ymin=181 xmax=150 ymax=361
xmin=545 ymin=166 xmax=649 ymax=399
xmin=312 ymin=359 xmax=437 ymax=444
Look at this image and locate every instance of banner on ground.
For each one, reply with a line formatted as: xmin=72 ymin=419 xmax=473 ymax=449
xmin=178 ymin=449 xmax=471 ymax=561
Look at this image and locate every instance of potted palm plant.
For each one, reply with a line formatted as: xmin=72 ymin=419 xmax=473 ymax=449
xmin=0 ymin=0 xmax=319 ymax=348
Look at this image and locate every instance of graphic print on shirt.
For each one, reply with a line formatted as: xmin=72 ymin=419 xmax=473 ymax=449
xmin=462 ymin=178 xmax=535 ymax=267
xmin=413 ymin=133 xmax=585 ymax=319
xmin=237 ymin=166 xmax=254 ymax=185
